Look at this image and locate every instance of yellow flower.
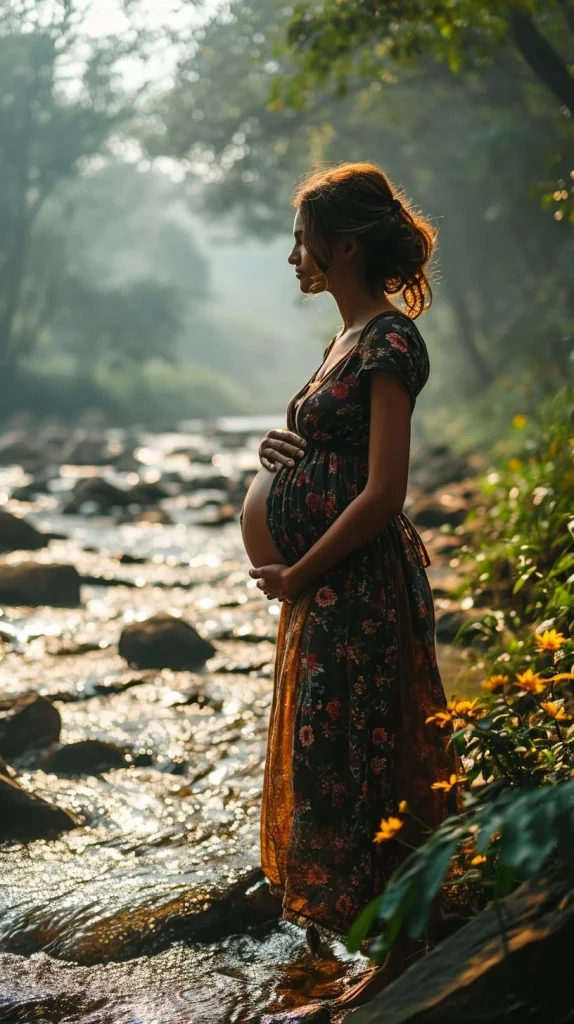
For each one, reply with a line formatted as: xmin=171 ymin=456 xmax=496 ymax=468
xmin=431 ymin=773 xmax=468 ymax=793
xmin=374 ymin=816 xmax=403 ymax=843
xmin=425 ymin=710 xmax=453 ymax=728
xmin=515 ymin=668 xmax=546 ymax=695
xmin=482 ymin=674 xmax=509 ymax=692
xmin=447 ymin=698 xmax=479 ymax=717
xmin=534 ymin=629 xmax=566 ymax=652
xmin=398 ymin=800 xmax=408 ymax=813
xmin=540 ymin=701 xmax=573 ymax=722
xmin=508 ymin=458 xmax=521 ymax=471
xmin=512 ymin=414 xmax=527 ymax=429
xmin=549 ymin=673 xmax=574 ymax=686
xmin=470 ymin=854 xmax=487 ymax=866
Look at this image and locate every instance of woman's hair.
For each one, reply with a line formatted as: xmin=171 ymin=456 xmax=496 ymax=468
xmin=293 ymin=162 xmax=436 ymax=318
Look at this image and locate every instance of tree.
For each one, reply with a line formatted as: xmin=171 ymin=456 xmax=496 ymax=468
xmin=55 ymin=276 xmax=183 ymax=373
xmin=282 ymin=0 xmax=574 ymax=224
xmin=284 ymin=1 xmax=574 ymax=117
xmin=0 ymin=1 xmax=137 ymax=374
xmin=150 ymin=0 xmax=573 ymax=401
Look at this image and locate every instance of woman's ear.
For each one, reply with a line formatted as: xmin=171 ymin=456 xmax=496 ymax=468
xmin=342 ymin=235 xmax=359 ymax=261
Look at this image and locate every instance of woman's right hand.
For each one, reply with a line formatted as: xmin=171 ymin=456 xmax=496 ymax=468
xmin=259 ymin=429 xmax=306 ymax=472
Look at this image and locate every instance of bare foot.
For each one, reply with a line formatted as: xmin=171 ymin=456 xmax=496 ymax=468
xmin=332 ymin=940 xmax=427 ymax=1008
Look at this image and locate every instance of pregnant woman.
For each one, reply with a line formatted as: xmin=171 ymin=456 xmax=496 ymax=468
xmin=241 ymin=163 xmax=456 ymax=1011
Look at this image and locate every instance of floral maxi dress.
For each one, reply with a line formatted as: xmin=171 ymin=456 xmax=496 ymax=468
xmin=262 ymin=311 xmax=456 ymax=935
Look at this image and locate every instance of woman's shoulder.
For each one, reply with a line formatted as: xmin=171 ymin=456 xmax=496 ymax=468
xmin=357 ymin=310 xmax=430 ymax=400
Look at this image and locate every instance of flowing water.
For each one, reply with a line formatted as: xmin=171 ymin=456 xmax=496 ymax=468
xmin=0 ymin=421 xmax=471 ymax=1023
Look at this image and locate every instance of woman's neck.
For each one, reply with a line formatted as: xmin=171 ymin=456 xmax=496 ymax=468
xmin=331 ymin=284 xmax=396 ymax=332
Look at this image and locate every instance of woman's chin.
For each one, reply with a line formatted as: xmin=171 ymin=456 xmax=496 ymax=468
xmin=297 ymin=276 xmax=316 ymax=295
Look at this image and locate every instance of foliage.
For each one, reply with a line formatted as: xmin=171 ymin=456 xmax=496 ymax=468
xmin=281 ymin=1 xmax=574 ymax=223
xmin=456 ymin=386 xmax=574 ymax=650
xmin=153 ymin=0 xmax=573 ymax=419
xmin=349 ymin=387 xmax=574 ymax=959
xmin=349 ymin=629 xmax=574 ymax=960
xmin=0 ymin=0 xmax=255 ymax=423
xmin=0 ymin=1 xmax=135 ymax=372
xmin=350 ymin=778 xmax=574 ymax=959
xmin=0 ymin=357 xmax=248 ymax=425
xmin=283 ymin=1 xmax=574 ymax=113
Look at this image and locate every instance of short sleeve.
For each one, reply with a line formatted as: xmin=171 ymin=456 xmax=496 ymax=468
xmin=356 ymin=315 xmax=429 ymax=409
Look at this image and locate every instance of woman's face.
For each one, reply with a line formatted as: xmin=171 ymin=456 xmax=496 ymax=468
xmin=288 ymin=211 xmax=321 ymax=294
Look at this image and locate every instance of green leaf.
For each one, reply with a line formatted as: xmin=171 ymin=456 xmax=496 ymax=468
xmin=346 ymin=895 xmax=380 ymax=953
xmin=407 ymin=839 xmax=459 ymax=939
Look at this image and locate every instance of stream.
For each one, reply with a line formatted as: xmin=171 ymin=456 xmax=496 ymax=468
xmin=0 ymin=419 xmax=474 ymax=1023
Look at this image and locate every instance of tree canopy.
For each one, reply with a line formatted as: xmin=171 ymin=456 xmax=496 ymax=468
xmin=148 ymin=0 xmax=573 ymax=439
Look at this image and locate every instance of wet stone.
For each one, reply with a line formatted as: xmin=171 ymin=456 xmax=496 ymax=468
xmin=0 ymin=694 xmax=61 ymax=759
xmin=42 ymin=739 xmax=130 ymax=775
xmin=0 ymin=773 xmax=77 ymax=841
xmin=119 ymin=613 xmax=216 ymax=671
xmin=0 ymin=509 xmax=47 ymax=552
xmin=0 ymin=562 xmax=81 ymax=607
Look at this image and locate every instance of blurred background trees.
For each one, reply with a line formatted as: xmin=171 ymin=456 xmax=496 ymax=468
xmin=0 ymin=0 xmax=572 ymax=438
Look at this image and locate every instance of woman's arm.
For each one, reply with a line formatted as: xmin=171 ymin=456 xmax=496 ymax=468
xmin=250 ymin=372 xmax=411 ymax=600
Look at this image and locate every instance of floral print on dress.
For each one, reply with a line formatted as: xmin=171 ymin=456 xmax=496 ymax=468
xmin=261 ymin=312 xmax=456 ymax=938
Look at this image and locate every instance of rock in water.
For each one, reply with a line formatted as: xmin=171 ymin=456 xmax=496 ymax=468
xmin=0 ymin=773 xmax=77 ymax=840
xmin=63 ymin=477 xmax=167 ymax=515
xmin=0 ymin=563 xmax=81 ymax=606
xmin=0 ymin=510 xmax=47 ymax=552
xmin=119 ymin=613 xmax=215 ymax=670
xmin=43 ymin=739 xmax=128 ymax=775
xmin=0 ymin=694 xmax=61 ymax=758
xmin=63 ymin=478 xmax=136 ymax=515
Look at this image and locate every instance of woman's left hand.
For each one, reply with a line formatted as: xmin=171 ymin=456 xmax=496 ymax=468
xmin=249 ymin=564 xmax=299 ymax=601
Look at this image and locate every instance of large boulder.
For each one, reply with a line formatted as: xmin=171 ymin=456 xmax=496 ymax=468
xmin=0 ymin=773 xmax=77 ymax=841
xmin=43 ymin=739 xmax=128 ymax=775
xmin=0 ymin=563 xmax=81 ymax=606
xmin=0 ymin=510 xmax=47 ymax=552
xmin=0 ymin=694 xmax=61 ymax=759
xmin=343 ymin=881 xmax=573 ymax=1024
xmin=119 ymin=613 xmax=215 ymax=670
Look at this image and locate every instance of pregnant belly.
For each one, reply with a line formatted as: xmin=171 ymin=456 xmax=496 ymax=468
xmin=241 ymin=468 xmax=285 ymax=567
